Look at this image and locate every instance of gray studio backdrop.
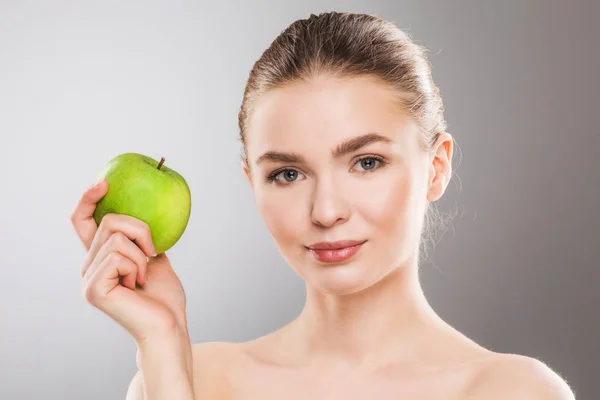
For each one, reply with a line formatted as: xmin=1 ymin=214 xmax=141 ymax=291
xmin=1 ymin=1 xmax=598 ymax=399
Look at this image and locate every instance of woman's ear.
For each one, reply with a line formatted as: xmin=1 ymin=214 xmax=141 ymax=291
xmin=426 ymin=132 xmax=454 ymax=202
xmin=242 ymin=161 xmax=252 ymax=186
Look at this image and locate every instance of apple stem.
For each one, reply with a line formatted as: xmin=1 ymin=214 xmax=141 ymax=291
xmin=157 ymin=157 xmax=165 ymax=170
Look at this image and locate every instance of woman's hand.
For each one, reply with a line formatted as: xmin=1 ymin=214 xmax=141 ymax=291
xmin=71 ymin=178 xmax=188 ymax=344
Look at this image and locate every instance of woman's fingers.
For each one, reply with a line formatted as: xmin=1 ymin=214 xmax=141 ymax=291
xmin=81 ymin=249 xmax=179 ymax=342
xmin=83 ymin=251 xmax=138 ymax=306
xmin=81 ymin=213 xmax=157 ymax=278
xmin=70 ymin=179 xmax=108 ymax=250
xmin=82 ymin=232 xmax=149 ymax=287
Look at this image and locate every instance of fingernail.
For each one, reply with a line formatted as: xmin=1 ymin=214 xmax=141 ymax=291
xmin=93 ymin=178 xmax=105 ymax=188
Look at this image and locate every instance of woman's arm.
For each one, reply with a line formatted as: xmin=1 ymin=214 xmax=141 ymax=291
xmin=125 ymin=370 xmax=145 ymax=400
xmin=129 ymin=328 xmax=195 ymax=400
xmin=71 ymin=181 xmax=196 ymax=399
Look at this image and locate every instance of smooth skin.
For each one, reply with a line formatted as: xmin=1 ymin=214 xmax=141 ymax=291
xmin=72 ymin=74 xmax=575 ymax=399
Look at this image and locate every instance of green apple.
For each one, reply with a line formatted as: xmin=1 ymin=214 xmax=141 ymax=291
xmin=92 ymin=153 xmax=192 ymax=255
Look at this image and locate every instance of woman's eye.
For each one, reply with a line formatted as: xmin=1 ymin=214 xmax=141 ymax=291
xmin=353 ymin=157 xmax=382 ymax=172
xmin=268 ymin=157 xmax=384 ymax=185
xmin=271 ymin=169 xmax=304 ymax=183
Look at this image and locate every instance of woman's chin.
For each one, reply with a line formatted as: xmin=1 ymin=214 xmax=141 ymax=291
xmin=304 ymin=263 xmax=384 ymax=296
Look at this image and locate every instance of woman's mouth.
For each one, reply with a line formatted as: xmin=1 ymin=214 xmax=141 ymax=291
xmin=306 ymin=240 xmax=366 ymax=264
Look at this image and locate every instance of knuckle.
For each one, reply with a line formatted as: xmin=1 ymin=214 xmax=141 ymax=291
xmin=70 ymin=211 xmax=82 ymax=228
xmin=139 ymin=220 xmax=152 ymax=236
xmin=99 ymin=213 xmax=116 ymax=228
xmin=110 ymin=231 xmax=128 ymax=246
xmin=83 ymin=283 xmax=99 ymax=305
xmin=106 ymin=252 xmax=123 ymax=265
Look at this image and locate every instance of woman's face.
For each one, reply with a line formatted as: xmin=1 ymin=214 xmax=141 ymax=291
xmin=244 ymin=75 xmax=451 ymax=295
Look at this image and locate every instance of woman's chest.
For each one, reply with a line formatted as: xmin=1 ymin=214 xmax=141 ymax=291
xmin=213 ymin=361 xmax=481 ymax=400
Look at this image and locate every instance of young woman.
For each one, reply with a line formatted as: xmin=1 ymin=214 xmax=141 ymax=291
xmin=71 ymin=11 xmax=575 ymax=399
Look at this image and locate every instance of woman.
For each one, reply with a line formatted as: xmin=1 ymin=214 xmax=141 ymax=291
xmin=71 ymin=11 xmax=575 ymax=399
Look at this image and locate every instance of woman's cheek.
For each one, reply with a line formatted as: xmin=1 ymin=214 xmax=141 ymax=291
xmin=259 ymin=190 xmax=305 ymax=243
xmin=354 ymin=171 xmax=413 ymax=221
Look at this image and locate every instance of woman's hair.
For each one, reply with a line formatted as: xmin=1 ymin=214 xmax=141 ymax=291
xmin=238 ymin=11 xmax=457 ymax=262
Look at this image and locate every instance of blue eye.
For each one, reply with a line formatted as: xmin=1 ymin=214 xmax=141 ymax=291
xmin=353 ymin=156 xmax=385 ymax=172
xmin=267 ymin=169 xmax=305 ymax=184
xmin=280 ymin=170 xmax=299 ymax=182
xmin=265 ymin=156 xmax=387 ymax=186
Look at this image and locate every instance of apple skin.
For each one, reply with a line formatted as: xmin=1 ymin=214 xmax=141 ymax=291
xmin=92 ymin=153 xmax=192 ymax=255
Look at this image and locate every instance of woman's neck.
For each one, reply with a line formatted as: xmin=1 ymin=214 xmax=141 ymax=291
xmin=291 ymin=259 xmax=451 ymax=368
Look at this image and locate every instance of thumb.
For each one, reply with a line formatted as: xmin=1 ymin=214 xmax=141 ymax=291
xmin=71 ymin=178 xmax=109 ymax=249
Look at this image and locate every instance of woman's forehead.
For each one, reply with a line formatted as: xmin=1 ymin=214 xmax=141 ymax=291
xmin=246 ymin=76 xmax=417 ymax=150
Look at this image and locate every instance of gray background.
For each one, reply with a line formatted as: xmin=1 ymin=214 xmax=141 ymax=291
xmin=1 ymin=0 xmax=598 ymax=398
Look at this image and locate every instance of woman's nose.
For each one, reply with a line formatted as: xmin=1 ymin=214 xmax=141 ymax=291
xmin=309 ymin=177 xmax=350 ymax=228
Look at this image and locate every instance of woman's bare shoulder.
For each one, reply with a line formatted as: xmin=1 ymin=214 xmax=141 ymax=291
xmin=189 ymin=332 xmax=288 ymax=397
xmin=125 ymin=341 xmax=243 ymax=399
xmin=190 ymin=341 xmax=245 ymax=397
xmin=187 ymin=341 xmax=577 ymax=399
xmin=192 ymin=340 xmax=241 ymax=360
xmin=465 ymin=353 xmax=576 ymax=399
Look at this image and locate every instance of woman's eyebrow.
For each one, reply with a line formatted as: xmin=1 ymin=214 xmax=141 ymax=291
xmin=255 ymin=132 xmax=392 ymax=166
xmin=332 ymin=132 xmax=392 ymax=157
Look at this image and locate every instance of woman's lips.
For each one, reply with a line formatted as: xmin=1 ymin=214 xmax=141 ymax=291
xmin=307 ymin=240 xmax=366 ymax=263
